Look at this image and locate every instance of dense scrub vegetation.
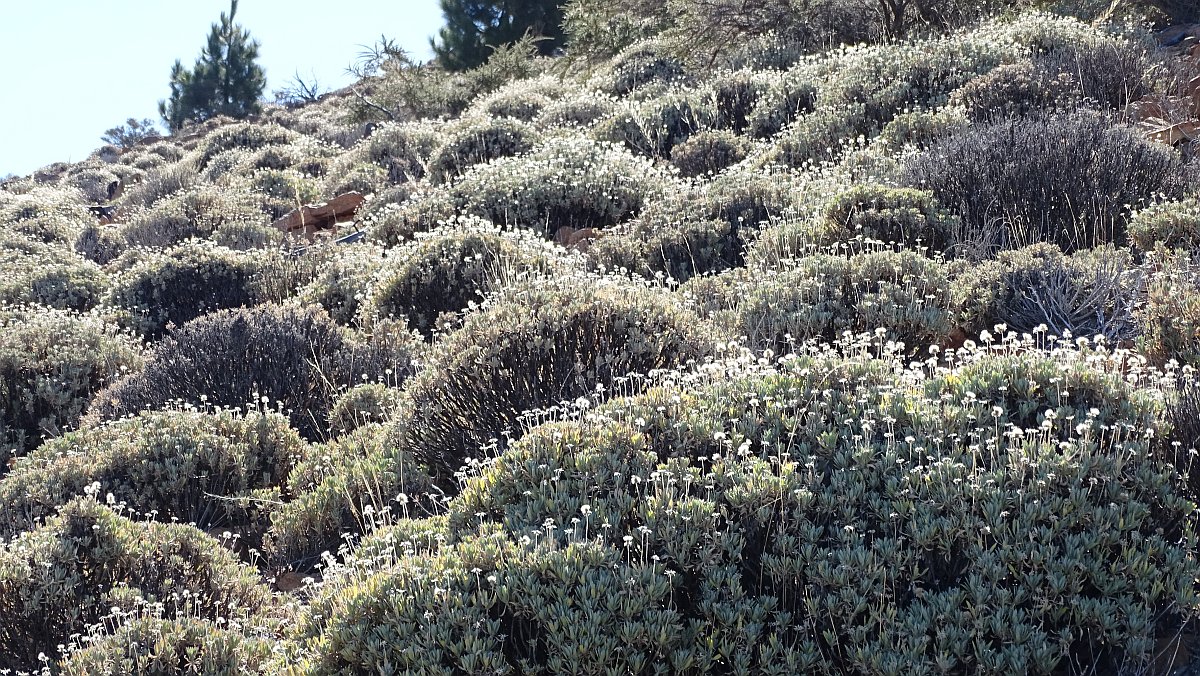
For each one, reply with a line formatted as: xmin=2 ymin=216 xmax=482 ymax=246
xmin=4 ymin=0 xmax=1200 ymax=672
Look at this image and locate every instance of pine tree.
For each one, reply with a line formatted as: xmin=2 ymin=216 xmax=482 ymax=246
xmin=431 ymin=0 xmax=566 ymax=71
xmin=159 ymin=0 xmax=266 ymax=132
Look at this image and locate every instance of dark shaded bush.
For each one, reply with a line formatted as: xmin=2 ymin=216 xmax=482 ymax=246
xmin=745 ymin=70 xmax=819 ymax=139
xmin=0 ymin=498 xmax=273 ymax=672
xmin=0 ymin=307 xmax=142 ymax=462
xmin=394 ymin=278 xmax=720 ymax=485
xmin=0 ymin=409 xmax=306 ymax=539
xmin=669 ymin=129 xmax=750 ymax=177
xmin=588 ymin=216 xmax=742 ymax=283
xmin=103 ymin=241 xmax=267 ymax=338
xmin=89 ymin=305 xmax=416 ymax=441
xmin=58 ymin=617 xmax=274 ymax=676
xmin=905 ymin=112 xmax=1186 ymax=254
xmin=708 ymin=70 xmax=769 ymax=134
xmin=427 ymin=117 xmax=540 ymax=184
xmin=74 ymin=223 xmax=127 ymax=264
xmin=1138 ymin=252 xmax=1200 ymax=367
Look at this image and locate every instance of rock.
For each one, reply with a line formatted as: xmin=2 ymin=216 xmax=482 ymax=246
xmin=272 ymin=191 xmax=365 ymax=240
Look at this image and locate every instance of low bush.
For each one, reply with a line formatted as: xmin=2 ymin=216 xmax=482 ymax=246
xmin=394 ymin=277 xmax=720 ymax=485
xmin=290 ymin=347 xmax=1193 ymax=674
xmin=596 ymin=90 xmax=715 ymax=158
xmin=195 ymin=123 xmax=298 ymax=170
xmin=0 ymin=409 xmax=307 ymax=539
xmin=293 ymin=243 xmax=387 ymax=326
xmin=1138 ymin=252 xmax=1200 ymax=367
xmin=0 ymin=184 xmax=94 ymax=245
xmin=905 ymin=111 xmax=1186 ymax=254
xmin=89 ymin=305 xmax=415 ymax=441
xmin=352 ymin=122 xmax=440 ymax=185
xmin=328 ymin=383 xmax=404 ymax=435
xmin=58 ymin=617 xmax=274 ymax=676
xmin=426 ymin=117 xmax=540 ymax=184
xmin=1128 ymin=198 xmax=1200 ymax=251
xmin=603 ymin=39 xmax=687 ymax=95
xmin=0 ymin=234 xmax=110 ymax=310
xmin=0 ymin=307 xmax=142 ymax=462
xmin=535 ymin=91 xmax=617 ymax=130
xmin=103 ymin=241 xmax=267 ymax=338
xmin=816 ymin=183 xmax=958 ymax=253
xmin=455 ymin=137 xmax=672 ymax=237
xmin=953 ymin=243 xmax=1141 ymax=341
xmin=365 ymin=187 xmax=458 ymax=247
xmin=0 ymin=498 xmax=273 ymax=672
xmin=950 ymin=61 xmax=1079 ymax=121
xmin=360 ymin=224 xmax=554 ymax=338
xmin=683 ymin=250 xmax=958 ymax=354
xmin=264 ymin=423 xmax=437 ymax=570
xmin=119 ymin=186 xmax=267 ymax=249
xmin=74 ymin=223 xmax=128 ymax=264
xmin=669 ymin=129 xmax=750 ymax=177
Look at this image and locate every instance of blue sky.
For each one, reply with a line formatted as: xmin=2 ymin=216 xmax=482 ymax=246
xmin=0 ymin=1 xmax=444 ymax=177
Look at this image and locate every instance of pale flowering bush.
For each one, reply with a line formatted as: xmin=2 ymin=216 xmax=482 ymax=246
xmin=426 ymin=116 xmax=540 ymax=184
xmin=289 ymin=338 xmax=1197 ymax=674
xmin=454 ymin=136 xmax=675 ymax=236
xmin=0 ymin=306 xmax=142 ymax=463
xmin=0 ymin=497 xmax=275 ymax=672
xmin=0 ymin=408 xmax=307 ymax=539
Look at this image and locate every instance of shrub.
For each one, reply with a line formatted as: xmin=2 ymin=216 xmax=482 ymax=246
xmin=1138 ymin=252 xmax=1200 ymax=367
xmin=120 ymin=186 xmax=267 ymax=249
xmin=0 ymin=498 xmax=272 ymax=671
xmin=352 ymin=122 xmax=440 ymax=184
xmin=426 ymin=116 xmax=540 ymax=184
xmin=949 ymin=61 xmax=1079 ymax=121
xmin=1033 ymin=38 xmax=1155 ymax=111
xmin=469 ymin=77 xmax=563 ymax=121
xmin=588 ymin=216 xmax=742 ymax=283
xmin=876 ymin=106 xmax=969 ymax=150
xmin=89 ymin=305 xmax=415 ymax=441
xmin=0 ymin=307 xmax=142 ymax=462
xmin=906 ymin=112 xmax=1186 ymax=254
xmin=745 ymin=69 xmax=819 ymax=138
xmin=683 ymin=251 xmax=958 ymax=354
xmin=195 ymin=123 xmax=297 ymax=170
xmin=264 ymin=423 xmax=437 ymax=570
xmin=765 ymin=104 xmax=871 ymax=168
xmin=708 ymin=69 xmax=770 ymax=134
xmin=103 ymin=241 xmax=267 ymax=338
xmin=816 ymin=183 xmax=958 ymax=253
xmin=121 ymin=160 xmax=199 ymax=209
xmin=290 ymin=347 xmax=1194 ymax=674
xmin=603 ymin=39 xmax=687 ymax=95
xmin=211 ymin=220 xmax=285 ymax=250
xmin=455 ymin=137 xmax=672 ymax=237
xmin=0 ymin=409 xmax=307 ymax=539
xmin=328 ymin=383 xmax=404 ymax=435
xmin=293 ymin=243 xmax=387 ymax=325
xmin=58 ymin=617 xmax=274 ymax=676
xmin=394 ymin=277 xmax=720 ymax=486
xmin=365 ymin=187 xmax=459 ymax=247
xmin=0 ymin=185 xmax=94 ymax=245
xmin=535 ymin=91 xmax=617 ymax=130
xmin=954 ymin=244 xmax=1141 ymax=341
xmin=74 ymin=223 xmax=128 ymax=264
xmin=669 ymin=129 xmax=750 ymax=177
xmin=360 ymin=224 xmax=554 ymax=338
xmin=248 ymin=168 xmax=322 ymax=220
xmin=0 ymin=234 xmax=110 ymax=310
xmin=596 ymin=90 xmax=716 ymax=158
xmin=1128 ymin=198 xmax=1200 ymax=251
